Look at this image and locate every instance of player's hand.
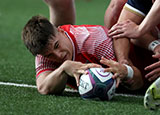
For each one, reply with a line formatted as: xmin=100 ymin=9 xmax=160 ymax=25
xmin=62 ymin=60 xmax=101 ymax=86
xmin=153 ymin=45 xmax=160 ymax=57
xmin=100 ymin=57 xmax=127 ymax=87
xmin=145 ymin=57 xmax=160 ymax=81
xmin=108 ymin=19 xmax=141 ymax=39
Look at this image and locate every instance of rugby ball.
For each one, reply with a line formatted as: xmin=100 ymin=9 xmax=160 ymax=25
xmin=78 ymin=68 xmax=116 ymax=100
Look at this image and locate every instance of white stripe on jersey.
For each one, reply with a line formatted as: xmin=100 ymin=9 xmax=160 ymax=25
xmin=65 ymin=32 xmax=75 ymax=61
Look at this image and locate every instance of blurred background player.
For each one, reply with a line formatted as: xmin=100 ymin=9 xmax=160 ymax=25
xmin=104 ymin=0 xmax=127 ymax=29
xmin=43 ymin=0 xmax=76 ymax=27
xmin=44 ymin=0 xmax=128 ymax=28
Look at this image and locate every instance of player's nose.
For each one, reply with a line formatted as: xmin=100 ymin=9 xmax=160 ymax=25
xmin=54 ymin=50 xmax=62 ymax=59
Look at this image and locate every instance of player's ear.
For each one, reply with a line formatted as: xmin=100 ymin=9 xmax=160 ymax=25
xmin=57 ymin=26 xmax=65 ymax=34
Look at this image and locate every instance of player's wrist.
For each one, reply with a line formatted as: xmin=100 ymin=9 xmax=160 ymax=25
xmin=123 ymin=64 xmax=134 ymax=80
xmin=60 ymin=60 xmax=70 ymax=73
xmin=148 ymin=40 xmax=160 ymax=52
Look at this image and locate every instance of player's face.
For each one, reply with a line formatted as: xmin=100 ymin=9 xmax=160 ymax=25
xmin=43 ymin=29 xmax=73 ymax=63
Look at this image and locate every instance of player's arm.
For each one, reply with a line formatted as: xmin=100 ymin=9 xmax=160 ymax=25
xmin=36 ymin=67 xmax=68 ymax=95
xmin=36 ymin=60 xmax=101 ymax=95
xmin=138 ymin=0 xmax=160 ymax=36
xmin=131 ymin=33 xmax=157 ymax=51
xmin=111 ymin=7 xmax=144 ymax=65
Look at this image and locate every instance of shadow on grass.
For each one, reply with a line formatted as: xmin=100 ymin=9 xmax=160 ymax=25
xmin=62 ymin=91 xmax=80 ymax=98
xmin=56 ymin=89 xmax=143 ymax=106
xmin=111 ymin=94 xmax=143 ymax=106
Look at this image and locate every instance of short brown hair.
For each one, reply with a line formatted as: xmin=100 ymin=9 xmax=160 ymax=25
xmin=22 ymin=15 xmax=56 ymax=56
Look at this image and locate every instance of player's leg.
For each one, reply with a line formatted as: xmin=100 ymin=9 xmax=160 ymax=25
xmin=44 ymin=0 xmax=76 ymax=27
xmin=104 ymin=0 xmax=127 ymax=29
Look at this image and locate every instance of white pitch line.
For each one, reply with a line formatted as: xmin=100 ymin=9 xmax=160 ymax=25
xmin=0 ymin=81 xmax=143 ymax=98
xmin=0 ymin=82 xmax=37 ymax=88
xmin=115 ymin=93 xmax=143 ymax=98
xmin=0 ymin=81 xmax=77 ymax=92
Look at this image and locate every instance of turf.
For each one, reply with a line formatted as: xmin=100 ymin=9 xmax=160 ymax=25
xmin=0 ymin=85 xmax=159 ymax=115
xmin=0 ymin=0 xmax=160 ymax=114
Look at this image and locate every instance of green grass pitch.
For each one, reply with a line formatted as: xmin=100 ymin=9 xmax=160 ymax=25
xmin=0 ymin=0 xmax=160 ymax=114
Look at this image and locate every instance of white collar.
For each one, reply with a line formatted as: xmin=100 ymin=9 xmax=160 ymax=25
xmin=65 ymin=32 xmax=75 ymax=61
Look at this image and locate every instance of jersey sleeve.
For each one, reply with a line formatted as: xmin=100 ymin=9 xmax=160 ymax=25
xmin=35 ymin=55 xmax=57 ymax=78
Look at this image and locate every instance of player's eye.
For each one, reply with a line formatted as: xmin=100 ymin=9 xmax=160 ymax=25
xmin=54 ymin=41 xmax=59 ymax=49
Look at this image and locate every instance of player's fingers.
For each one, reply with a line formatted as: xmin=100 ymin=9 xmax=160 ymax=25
xmin=74 ymin=74 xmax=80 ymax=86
xmin=77 ymin=69 xmax=88 ymax=75
xmin=111 ymin=33 xmax=126 ymax=39
xmin=148 ymin=74 xmax=159 ymax=82
xmin=87 ymin=63 xmax=102 ymax=68
xmin=112 ymin=73 xmax=119 ymax=79
xmin=100 ymin=57 xmax=117 ymax=67
xmin=116 ymin=78 xmax=120 ymax=88
xmin=145 ymin=61 xmax=160 ymax=70
xmin=77 ymin=69 xmax=86 ymax=74
xmin=145 ymin=68 xmax=160 ymax=79
xmin=108 ymin=23 xmax=124 ymax=34
xmin=108 ymin=29 xmax=124 ymax=38
xmin=81 ymin=63 xmax=101 ymax=70
xmin=152 ymin=54 xmax=160 ymax=59
xmin=108 ymin=25 xmax=117 ymax=34
xmin=103 ymin=68 xmax=114 ymax=73
xmin=145 ymin=71 xmax=154 ymax=79
xmin=102 ymin=57 xmax=117 ymax=64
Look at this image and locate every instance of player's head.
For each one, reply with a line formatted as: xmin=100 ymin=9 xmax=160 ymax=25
xmin=22 ymin=15 xmax=56 ymax=56
xmin=22 ymin=15 xmax=73 ymax=62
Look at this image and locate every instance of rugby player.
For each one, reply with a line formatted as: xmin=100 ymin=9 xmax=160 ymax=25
xmin=22 ymin=15 xmax=153 ymax=95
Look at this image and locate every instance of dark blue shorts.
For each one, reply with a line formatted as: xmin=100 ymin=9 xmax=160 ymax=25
xmin=124 ymin=0 xmax=152 ymax=17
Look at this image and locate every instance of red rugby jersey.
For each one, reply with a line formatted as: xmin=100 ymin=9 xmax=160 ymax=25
xmin=35 ymin=25 xmax=116 ymax=78
xmin=35 ymin=25 xmax=158 ymax=89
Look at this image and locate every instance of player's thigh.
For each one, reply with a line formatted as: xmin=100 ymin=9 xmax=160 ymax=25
xmin=118 ymin=7 xmax=144 ymax=24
